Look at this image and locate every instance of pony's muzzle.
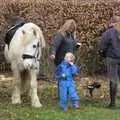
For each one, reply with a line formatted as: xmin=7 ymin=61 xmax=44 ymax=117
xmin=23 ymin=59 xmax=37 ymax=69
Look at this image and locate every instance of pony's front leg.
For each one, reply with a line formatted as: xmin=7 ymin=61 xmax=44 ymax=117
xmin=29 ymin=69 xmax=42 ymax=108
xmin=11 ymin=65 xmax=21 ymax=104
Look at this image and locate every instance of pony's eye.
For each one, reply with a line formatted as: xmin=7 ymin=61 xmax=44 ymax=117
xmin=33 ymin=45 xmax=36 ymax=48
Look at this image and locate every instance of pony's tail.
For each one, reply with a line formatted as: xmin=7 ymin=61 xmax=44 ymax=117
xmin=4 ymin=44 xmax=10 ymax=62
xmin=39 ymin=29 xmax=46 ymax=49
xmin=41 ymin=33 xmax=46 ymax=48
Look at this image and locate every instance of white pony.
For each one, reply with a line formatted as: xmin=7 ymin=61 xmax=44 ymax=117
xmin=4 ymin=22 xmax=46 ymax=108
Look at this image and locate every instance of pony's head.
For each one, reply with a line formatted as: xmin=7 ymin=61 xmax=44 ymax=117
xmin=6 ymin=22 xmax=46 ymax=68
xmin=20 ymin=22 xmax=46 ymax=49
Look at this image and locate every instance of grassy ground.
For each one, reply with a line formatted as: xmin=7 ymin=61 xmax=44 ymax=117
xmin=0 ymin=75 xmax=120 ymax=120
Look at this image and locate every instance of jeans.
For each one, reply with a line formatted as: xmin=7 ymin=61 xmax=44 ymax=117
xmin=106 ymin=57 xmax=120 ymax=105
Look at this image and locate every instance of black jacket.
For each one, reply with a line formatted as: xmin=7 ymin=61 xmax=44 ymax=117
xmin=51 ymin=32 xmax=78 ymax=62
xmin=100 ymin=27 xmax=120 ymax=59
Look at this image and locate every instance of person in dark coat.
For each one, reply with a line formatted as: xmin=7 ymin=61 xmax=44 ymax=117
xmin=99 ymin=22 xmax=120 ymax=109
xmin=50 ymin=19 xmax=81 ymax=66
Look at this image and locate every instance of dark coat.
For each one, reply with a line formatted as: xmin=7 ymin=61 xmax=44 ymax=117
xmin=100 ymin=27 xmax=120 ymax=59
xmin=50 ymin=32 xmax=78 ymax=63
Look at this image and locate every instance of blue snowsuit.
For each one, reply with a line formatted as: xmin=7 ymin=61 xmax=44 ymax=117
xmin=55 ymin=61 xmax=80 ymax=109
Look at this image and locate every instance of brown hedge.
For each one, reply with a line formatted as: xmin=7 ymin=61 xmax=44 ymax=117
xmin=0 ymin=0 xmax=120 ymax=74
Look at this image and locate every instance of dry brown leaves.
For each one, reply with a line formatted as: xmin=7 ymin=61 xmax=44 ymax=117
xmin=0 ymin=0 xmax=120 ymax=74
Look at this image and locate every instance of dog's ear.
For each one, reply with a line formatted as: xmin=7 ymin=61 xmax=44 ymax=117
xmin=83 ymin=78 xmax=91 ymax=85
xmin=91 ymin=78 xmax=95 ymax=82
xmin=88 ymin=78 xmax=94 ymax=84
xmin=85 ymin=80 xmax=89 ymax=85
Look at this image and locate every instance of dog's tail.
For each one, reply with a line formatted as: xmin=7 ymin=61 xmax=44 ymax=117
xmin=94 ymin=82 xmax=101 ymax=88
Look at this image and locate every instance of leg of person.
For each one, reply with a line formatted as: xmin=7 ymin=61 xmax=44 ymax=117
xmin=59 ymin=81 xmax=68 ymax=111
xmin=106 ymin=57 xmax=118 ymax=109
xmin=57 ymin=81 xmax=60 ymax=100
xmin=68 ymin=81 xmax=80 ymax=109
xmin=54 ymin=60 xmax=62 ymax=100
xmin=118 ymin=64 xmax=120 ymax=80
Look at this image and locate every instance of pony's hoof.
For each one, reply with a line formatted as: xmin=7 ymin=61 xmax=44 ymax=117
xmin=32 ymin=101 xmax=42 ymax=108
xmin=12 ymin=99 xmax=21 ymax=105
xmin=32 ymin=104 xmax=42 ymax=108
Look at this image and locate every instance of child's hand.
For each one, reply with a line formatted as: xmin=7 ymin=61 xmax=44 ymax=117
xmin=69 ymin=62 xmax=74 ymax=65
xmin=62 ymin=73 xmax=66 ymax=79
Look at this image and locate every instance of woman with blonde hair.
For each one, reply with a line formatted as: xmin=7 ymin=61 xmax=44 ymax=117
xmin=50 ymin=19 xmax=81 ymax=66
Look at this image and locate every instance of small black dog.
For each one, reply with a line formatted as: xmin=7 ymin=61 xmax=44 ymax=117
xmin=78 ymin=78 xmax=104 ymax=98
xmin=87 ymin=82 xmax=101 ymax=97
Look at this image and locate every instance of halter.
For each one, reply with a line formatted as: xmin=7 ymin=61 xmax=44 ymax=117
xmin=22 ymin=41 xmax=41 ymax=63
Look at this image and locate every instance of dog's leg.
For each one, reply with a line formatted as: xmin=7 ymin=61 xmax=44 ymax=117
xmin=29 ymin=69 xmax=42 ymax=108
xmin=100 ymin=87 xmax=105 ymax=98
xmin=11 ymin=63 xmax=21 ymax=104
xmin=83 ymin=89 xmax=87 ymax=97
xmin=88 ymin=88 xmax=94 ymax=97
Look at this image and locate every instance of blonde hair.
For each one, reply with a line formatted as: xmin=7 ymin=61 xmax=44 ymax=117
xmin=115 ymin=22 xmax=120 ymax=40
xmin=64 ymin=52 xmax=75 ymax=61
xmin=113 ymin=15 xmax=120 ymax=23
xmin=59 ymin=19 xmax=76 ymax=38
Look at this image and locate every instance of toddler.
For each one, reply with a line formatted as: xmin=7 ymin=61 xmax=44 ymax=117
xmin=55 ymin=52 xmax=80 ymax=111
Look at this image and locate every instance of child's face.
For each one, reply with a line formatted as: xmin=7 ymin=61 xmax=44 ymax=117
xmin=66 ymin=56 xmax=74 ymax=63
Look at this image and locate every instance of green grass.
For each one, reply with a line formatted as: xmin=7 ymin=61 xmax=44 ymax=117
xmin=0 ymin=85 xmax=120 ymax=120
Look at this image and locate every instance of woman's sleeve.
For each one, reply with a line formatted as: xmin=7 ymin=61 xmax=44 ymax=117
xmin=75 ymin=39 xmax=80 ymax=50
xmin=50 ymin=32 xmax=63 ymax=56
xmin=73 ymin=37 xmax=81 ymax=51
xmin=55 ymin=65 xmax=62 ymax=79
xmin=55 ymin=64 xmax=65 ymax=79
xmin=99 ymin=30 xmax=110 ymax=57
xmin=100 ymin=31 xmax=109 ymax=50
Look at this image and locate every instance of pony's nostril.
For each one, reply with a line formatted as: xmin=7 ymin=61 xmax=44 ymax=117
xmin=22 ymin=30 xmax=25 ymax=34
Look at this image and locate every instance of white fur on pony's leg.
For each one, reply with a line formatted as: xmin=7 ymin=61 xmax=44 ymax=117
xmin=11 ymin=64 xmax=21 ymax=104
xmin=29 ymin=69 xmax=42 ymax=108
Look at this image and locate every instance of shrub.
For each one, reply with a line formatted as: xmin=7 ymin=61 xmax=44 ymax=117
xmin=0 ymin=0 xmax=119 ymax=75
